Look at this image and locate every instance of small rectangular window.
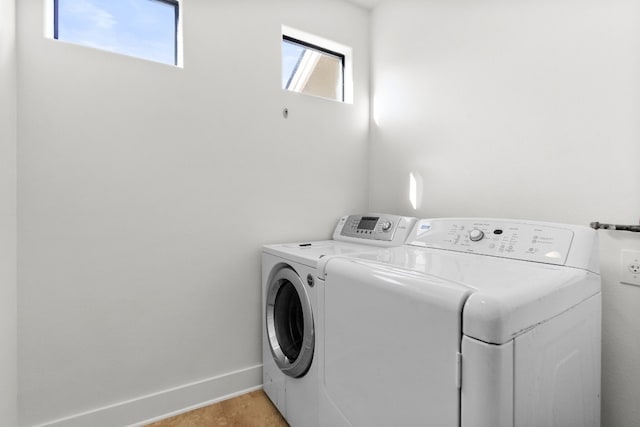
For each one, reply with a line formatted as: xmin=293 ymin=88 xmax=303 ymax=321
xmin=53 ymin=0 xmax=180 ymax=66
xmin=282 ymin=34 xmax=346 ymax=102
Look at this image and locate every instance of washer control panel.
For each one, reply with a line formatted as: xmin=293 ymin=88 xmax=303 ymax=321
xmin=408 ymin=219 xmax=575 ymax=265
xmin=340 ymin=215 xmax=396 ymax=240
xmin=335 ymin=214 xmax=416 ymax=244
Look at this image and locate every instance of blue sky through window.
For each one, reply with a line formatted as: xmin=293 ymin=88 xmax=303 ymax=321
xmin=282 ymin=39 xmax=304 ymax=88
xmin=56 ymin=0 xmax=178 ymax=65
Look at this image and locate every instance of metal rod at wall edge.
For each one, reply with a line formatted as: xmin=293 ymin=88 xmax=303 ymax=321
xmin=590 ymin=222 xmax=640 ymax=232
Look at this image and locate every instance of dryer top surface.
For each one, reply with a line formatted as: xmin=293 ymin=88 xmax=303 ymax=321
xmin=321 ymin=244 xmax=600 ymax=344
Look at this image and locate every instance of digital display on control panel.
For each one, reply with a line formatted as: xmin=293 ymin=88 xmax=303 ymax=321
xmin=357 ymin=217 xmax=378 ymax=230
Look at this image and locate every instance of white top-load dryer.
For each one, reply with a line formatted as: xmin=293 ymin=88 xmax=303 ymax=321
xmin=317 ymin=218 xmax=601 ymax=427
xmin=262 ymin=214 xmax=416 ymax=427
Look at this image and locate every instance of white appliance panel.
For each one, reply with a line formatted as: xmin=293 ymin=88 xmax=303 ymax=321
xmin=407 ymin=218 xmax=600 ymax=273
xmin=333 ymin=214 xmax=416 ymax=246
xmin=262 ymin=253 xmax=319 ymax=425
xmin=514 ymin=293 xmax=601 ymax=427
xmin=461 ymin=336 xmax=513 ymax=427
xmin=409 ymin=218 xmax=574 ymax=265
xmin=322 ymin=258 xmax=471 ymax=426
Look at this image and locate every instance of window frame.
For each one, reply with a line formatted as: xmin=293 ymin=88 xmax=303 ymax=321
xmin=52 ymin=0 xmax=181 ymax=66
xmin=282 ymin=34 xmax=346 ymax=103
xmin=281 ymin=26 xmax=353 ymax=104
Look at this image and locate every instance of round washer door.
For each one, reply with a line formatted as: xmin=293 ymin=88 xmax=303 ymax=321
xmin=266 ymin=266 xmax=314 ymax=378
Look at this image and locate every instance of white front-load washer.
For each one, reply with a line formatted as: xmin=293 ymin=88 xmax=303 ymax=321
xmin=316 ymin=218 xmax=601 ymax=427
xmin=262 ymin=214 xmax=416 ymax=427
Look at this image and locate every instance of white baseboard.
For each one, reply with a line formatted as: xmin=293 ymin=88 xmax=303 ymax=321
xmin=34 ymin=364 xmax=263 ymax=427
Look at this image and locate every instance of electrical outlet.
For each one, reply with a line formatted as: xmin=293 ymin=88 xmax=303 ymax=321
xmin=621 ymin=250 xmax=640 ymax=286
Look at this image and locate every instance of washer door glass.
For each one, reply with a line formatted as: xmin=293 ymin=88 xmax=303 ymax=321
xmin=266 ymin=267 xmax=314 ymax=378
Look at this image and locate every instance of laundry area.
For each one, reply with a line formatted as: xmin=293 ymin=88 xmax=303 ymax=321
xmin=1 ymin=1 xmax=639 ymax=426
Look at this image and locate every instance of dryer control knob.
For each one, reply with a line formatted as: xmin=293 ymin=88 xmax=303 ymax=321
xmin=380 ymin=220 xmax=393 ymax=232
xmin=469 ymin=229 xmax=485 ymax=242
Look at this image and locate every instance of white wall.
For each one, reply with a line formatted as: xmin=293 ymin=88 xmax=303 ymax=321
xmin=17 ymin=1 xmax=369 ymax=425
xmin=0 ymin=0 xmax=18 ymax=425
xmin=370 ymin=1 xmax=640 ymax=426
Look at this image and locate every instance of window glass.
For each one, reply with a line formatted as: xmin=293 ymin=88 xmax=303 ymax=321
xmin=54 ymin=0 xmax=179 ymax=66
xmin=282 ymin=35 xmax=345 ymax=102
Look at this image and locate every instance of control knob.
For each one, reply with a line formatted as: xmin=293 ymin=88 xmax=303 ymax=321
xmin=380 ymin=220 xmax=393 ymax=232
xmin=469 ymin=229 xmax=484 ymax=242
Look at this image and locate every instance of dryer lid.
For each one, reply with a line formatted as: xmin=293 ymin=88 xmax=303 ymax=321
xmin=322 ymin=246 xmax=600 ymax=345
